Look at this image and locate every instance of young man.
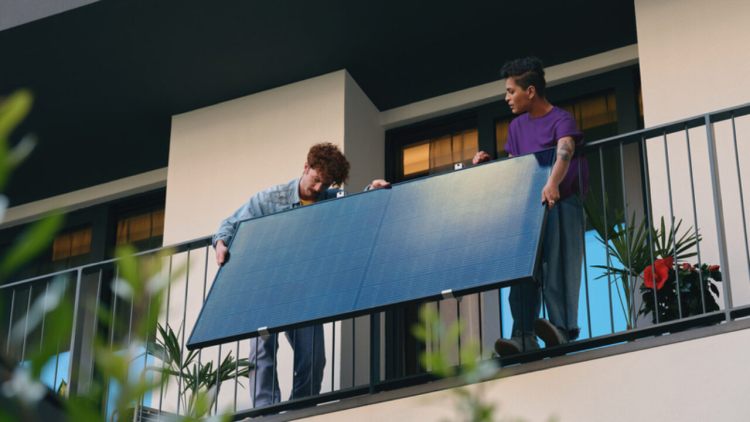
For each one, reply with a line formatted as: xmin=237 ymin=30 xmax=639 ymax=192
xmin=213 ymin=142 xmax=389 ymax=406
xmin=473 ymin=57 xmax=588 ymax=355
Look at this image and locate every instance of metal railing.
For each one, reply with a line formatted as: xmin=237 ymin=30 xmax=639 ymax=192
xmin=2 ymin=102 xmax=750 ymax=419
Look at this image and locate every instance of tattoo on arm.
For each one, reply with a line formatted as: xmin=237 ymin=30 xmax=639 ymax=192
xmin=557 ymin=137 xmax=575 ymax=162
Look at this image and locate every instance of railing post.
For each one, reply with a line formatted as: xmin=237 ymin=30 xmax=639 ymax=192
xmin=704 ymin=115 xmax=733 ymax=318
xmin=369 ymin=313 xmax=380 ymax=393
xmin=67 ymin=268 xmax=83 ymax=396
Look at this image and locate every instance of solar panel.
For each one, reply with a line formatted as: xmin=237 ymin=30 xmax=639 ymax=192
xmin=187 ymin=151 xmax=552 ymax=349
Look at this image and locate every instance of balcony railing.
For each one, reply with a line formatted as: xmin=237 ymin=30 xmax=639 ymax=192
xmin=2 ymin=102 xmax=749 ymax=420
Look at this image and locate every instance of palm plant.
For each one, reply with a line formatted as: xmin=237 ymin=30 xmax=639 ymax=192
xmin=585 ymin=198 xmax=700 ymax=328
xmin=147 ymin=323 xmax=252 ymax=416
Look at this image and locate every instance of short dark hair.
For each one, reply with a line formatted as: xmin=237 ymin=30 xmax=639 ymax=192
xmin=307 ymin=142 xmax=350 ymax=186
xmin=500 ymin=56 xmax=547 ymax=98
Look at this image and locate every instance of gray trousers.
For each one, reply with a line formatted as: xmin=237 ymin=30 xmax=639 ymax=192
xmin=510 ymin=195 xmax=584 ymax=340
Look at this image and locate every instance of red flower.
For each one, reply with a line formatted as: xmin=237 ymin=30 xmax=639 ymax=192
xmin=643 ymin=256 xmax=674 ymax=290
xmin=708 ymin=265 xmax=720 ymax=272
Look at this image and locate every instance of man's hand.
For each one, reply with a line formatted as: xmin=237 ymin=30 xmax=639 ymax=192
xmin=472 ymin=151 xmax=491 ymax=165
xmin=541 ymin=182 xmax=560 ymax=209
xmin=368 ymin=179 xmax=391 ymax=190
xmin=215 ymin=240 xmax=229 ymax=266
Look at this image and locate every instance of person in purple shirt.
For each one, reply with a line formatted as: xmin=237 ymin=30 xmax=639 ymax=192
xmin=473 ymin=57 xmax=588 ymax=356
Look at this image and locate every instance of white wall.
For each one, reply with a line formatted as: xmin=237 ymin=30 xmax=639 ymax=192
xmin=636 ymin=0 xmax=750 ymax=307
xmin=298 ymin=328 xmax=750 ymax=422
xmin=636 ymin=0 xmax=750 ymax=126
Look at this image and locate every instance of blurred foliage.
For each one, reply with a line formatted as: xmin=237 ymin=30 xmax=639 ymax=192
xmin=0 ymin=90 xmax=230 ymax=421
xmin=412 ymin=305 xmax=556 ymax=422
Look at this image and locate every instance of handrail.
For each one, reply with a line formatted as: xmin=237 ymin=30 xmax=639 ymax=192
xmin=0 ymin=235 xmax=212 ymax=290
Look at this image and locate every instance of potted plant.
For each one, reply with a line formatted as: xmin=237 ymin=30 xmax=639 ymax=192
xmin=147 ymin=323 xmax=252 ymax=417
xmin=639 ymin=259 xmax=722 ymax=323
xmin=585 ymin=197 xmax=707 ymax=328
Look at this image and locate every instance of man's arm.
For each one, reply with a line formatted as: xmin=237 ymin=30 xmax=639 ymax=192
xmin=213 ymin=193 xmax=264 ymax=265
xmin=541 ymin=136 xmax=575 ymax=209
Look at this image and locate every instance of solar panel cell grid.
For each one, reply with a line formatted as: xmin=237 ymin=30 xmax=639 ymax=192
xmin=187 ymin=152 xmax=551 ymax=349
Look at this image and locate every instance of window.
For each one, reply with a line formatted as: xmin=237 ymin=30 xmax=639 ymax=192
xmin=115 ymin=208 xmax=165 ymax=250
xmin=52 ymin=227 xmax=92 ymax=261
xmin=402 ymin=127 xmax=478 ymax=178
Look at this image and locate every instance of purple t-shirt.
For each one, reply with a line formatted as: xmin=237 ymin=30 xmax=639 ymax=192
xmin=505 ymin=106 xmax=589 ymax=199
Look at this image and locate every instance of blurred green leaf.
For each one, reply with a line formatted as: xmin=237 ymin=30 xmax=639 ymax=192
xmin=0 ymin=89 xmax=33 ymax=191
xmin=0 ymin=213 xmax=64 ymax=279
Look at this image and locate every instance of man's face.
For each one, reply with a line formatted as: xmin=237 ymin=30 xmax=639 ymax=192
xmin=505 ymin=77 xmax=533 ymax=114
xmin=299 ymin=163 xmax=333 ymax=201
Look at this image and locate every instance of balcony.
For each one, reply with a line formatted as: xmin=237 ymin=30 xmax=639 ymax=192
xmin=2 ymin=102 xmax=750 ymax=421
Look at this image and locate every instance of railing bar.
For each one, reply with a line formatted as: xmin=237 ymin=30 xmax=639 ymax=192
xmin=663 ymin=131 xmax=684 ymax=318
xmin=158 ymin=255 xmax=173 ymax=415
xmin=103 ymin=265 xmax=118 ymax=419
xmin=89 ymin=270 xmax=102 ymax=390
xmin=127 ymin=288 xmax=134 ymax=346
xmin=233 ymin=339 xmax=240 ymax=412
xmin=108 ymin=266 xmax=119 ymax=348
xmin=197 ymin=247 xmax=209 ymax=388
xmin=456 ymin=297 xmax=461 ymax=367
xmin=684 ymin=126 xmax=707 ymax=313
xmin=730 ymin=115 xmax=750 ymax=288
xmin=139 ymin=288 xmax=152 ymax=421
xmin=331 ymin=321 xmax=336 ymax=392
xmin=0 ymin=237 xmax=213 ymax=290
xmin=579 ymin=158 xmax=593 ymax=337
xmin=39 ymin=282 xmax=49 ymax=353
xmin=6 ymin=289 xmax=15 ymax=355
xmin=20 ymin=285 xmax=32 ymax=363
xmin=477 ymin=292 xmax=483 ymax=358
xmin=641 ymin=135 xmax=661 ymax=324
xmin=215 ymin=343 xmax=222 ymax=414
xmin=67 ymin=268 xmax=83 ymax=397
xmin=618 ymin=141 xmax=635 ymax=329
xmin=704 ymin=115 xmax=734 ymax=318
xmin=351 ymin=317 xmax=355 ymax=388
xmin=272 ymin=333 xmax=278 ymax=404
xmin=253 ymin=339 xmax=259 ymax=407
xmin=311 ymin=327 xmax=315 ymax=397
xmin=53 ymin=326 xmax=61 ymax=395
xmin=177 ymin=249 xmax=191 ymax=415
xmin=599 ymin=147 xmax=615 ymax=333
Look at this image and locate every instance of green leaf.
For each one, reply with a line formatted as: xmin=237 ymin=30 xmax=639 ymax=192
xmin=0 ymin=213 xmax=64 ymax=279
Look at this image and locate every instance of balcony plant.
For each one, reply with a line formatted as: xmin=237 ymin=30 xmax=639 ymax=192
xmin=584 ymin=197 xmax=705 ymax=328
xmin=639 ymin=259 xmax=722 ymax=324
xmin=147 ymin=323 xmax=251 ymax=416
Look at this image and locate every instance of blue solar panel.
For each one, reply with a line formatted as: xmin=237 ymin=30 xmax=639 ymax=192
xmin=188 ymin=151 xmax=552 ymax=349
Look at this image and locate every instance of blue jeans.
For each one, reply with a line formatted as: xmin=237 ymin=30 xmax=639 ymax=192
xmin=510 ymin=195 xmax=584 ymax=341
xmin=248 ymin=324 xmax=326 ymax=407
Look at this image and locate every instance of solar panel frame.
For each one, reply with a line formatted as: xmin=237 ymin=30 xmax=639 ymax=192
xmin=187 ymin=150 xmax=553 ymax=350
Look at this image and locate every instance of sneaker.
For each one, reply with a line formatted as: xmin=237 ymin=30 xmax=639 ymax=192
xmin=494 ymin=334 xmax=539 ymax=357
xmin=534 ymin=318 xmax=567 ymax=347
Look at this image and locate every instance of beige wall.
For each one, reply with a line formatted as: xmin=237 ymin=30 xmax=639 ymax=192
xmin=636 ymin=0 xmax=750 ymax=127
xmin=160 ymin=70 xmax=386 ymax=409
xmin=636 ymin=0 xmax=750 ymax=307
xmin=163 ymin=71 xmax=347 ymax=246
xmin=299 ymin=328 xmax=750 ymax=422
